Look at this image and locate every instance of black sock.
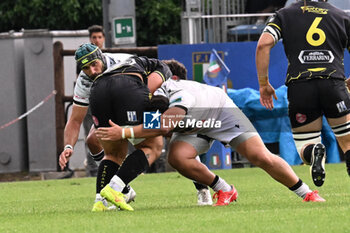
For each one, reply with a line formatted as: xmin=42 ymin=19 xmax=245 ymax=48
xmin=345 ymin=150 xmax=350 ymax=176
xmin=288 ymin=179 xmax=303 ymax=191
xmin=116 ymin=149 xmax=149 ymax=185
xmin=193 ymin=181 xmax=209 ymax=190
xmin=303 ymin=144 xmax=314 ymax=164
xmin=121 ymin=185 xmax=130 ymax=194
xmin=96 ymin=160 xmax=120 ymax=193
xmin=209 ymin=175 xmax=219 ymax=189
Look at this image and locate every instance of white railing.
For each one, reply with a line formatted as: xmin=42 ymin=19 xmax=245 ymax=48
xmin=183 ymin=10 xmax=350 ymax=43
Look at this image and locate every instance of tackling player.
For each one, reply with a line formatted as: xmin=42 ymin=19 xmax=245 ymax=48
xmin=95 ymin=75 xmax=325 ymax=210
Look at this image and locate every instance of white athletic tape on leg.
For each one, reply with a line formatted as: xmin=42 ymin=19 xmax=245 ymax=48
xmin=293 ymin=131 xmax=321 ymax=157
xmin=331 ymin=121 xmax=350 ymax=137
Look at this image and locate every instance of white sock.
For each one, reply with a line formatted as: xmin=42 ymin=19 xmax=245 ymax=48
xmin=95 ymin=193 xmax=103 ymax=202
xmin=293 ymin=182 xmax=312 ymax=198
xmin=212 ymin=177 xmax=231 ymax=192
xmin=95 ymin=193 xmax=109 ymax=206
xmin=109 ymin=175 xmax=126 ymax=192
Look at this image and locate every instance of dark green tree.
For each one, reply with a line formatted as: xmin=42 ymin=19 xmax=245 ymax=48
xmin=0 ymin=0 xmax=102 ymax=32
xmin=135 ymin=0 xmax=182 ymax=46
xmin=0 ymin=0 xmax=181 ymax=46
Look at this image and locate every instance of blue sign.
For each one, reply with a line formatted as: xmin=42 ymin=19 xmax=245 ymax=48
xmin=158 ymin=41 xmax=350 ymax=90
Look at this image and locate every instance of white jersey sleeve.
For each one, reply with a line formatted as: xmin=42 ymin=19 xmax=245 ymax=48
xmin=73 ymin=72 xmax=92 ymax=106
xmin=168 ymin=89 xmax=195 ymax=111
xmin=154 ymin=80 xmax=196 ymax=112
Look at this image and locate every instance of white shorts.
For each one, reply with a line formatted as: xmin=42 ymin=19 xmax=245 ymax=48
xmin=170 ymin=104 xmax=258 ymax=152
xmin=195 ymin=101 xmax=258 ymax=145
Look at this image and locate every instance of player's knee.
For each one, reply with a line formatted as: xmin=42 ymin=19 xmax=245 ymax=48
xmin=86 ymin=130 xmax=97 ymax=146
xmin=249 ymin=151 xmax=274 ymax=168
xmin=151 ymin=140 xmax=163 ymax=157
xmin=86 ymin=134 xmax=102 ymax=154
xmin=168 ymin=152 xmax=181 ymax=168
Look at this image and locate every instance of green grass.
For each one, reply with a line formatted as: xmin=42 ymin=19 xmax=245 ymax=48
xmin=1 ymin=163 xmax=350 ymax=233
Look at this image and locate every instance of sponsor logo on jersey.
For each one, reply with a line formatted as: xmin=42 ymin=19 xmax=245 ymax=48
xmin=301 ymin=6 xmax=328 ymax=15
xmin=336 ymin=101 xmax=348 ymax=113
xmin=296 ymin=113 xmax=307 ymax=124
xmin=127 ymin=111 xmax=137 ymax=122
xmin=298 ymin=50 xmax=334 ymax=64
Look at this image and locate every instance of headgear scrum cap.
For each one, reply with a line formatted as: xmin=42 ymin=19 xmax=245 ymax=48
xmin=75 ymin=43 xmax=106 ymax=70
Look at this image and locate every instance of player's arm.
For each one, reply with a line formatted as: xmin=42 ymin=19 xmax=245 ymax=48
xmin=256 ymin=17 xmax=281 ymax=110
xmin=147 ymin=72 xmax=165 ymax=93
xmin=95 ymin=106 xmax=186 ymax=141
xmin=256 ymin=33 xmax=278 ymax=110
xmin=139 ymin=57 xmax=173 ymax=92
xmin=59 ymin=104 xmax=88 ymax=170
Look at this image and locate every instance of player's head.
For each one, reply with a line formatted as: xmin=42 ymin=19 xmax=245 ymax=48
xmin=75 ymin=43 xmax=106 ymax=80
xmin=88 ymin=25 xmax=105 ymax=49
xmin=147 ymin=95 xmax=169 ymax=113
xmin=162 ymin=59 xmax=188 ymax=80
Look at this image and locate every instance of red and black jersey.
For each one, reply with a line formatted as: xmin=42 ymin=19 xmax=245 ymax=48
xmin=264 ymin=0 xmax=350 ymax=84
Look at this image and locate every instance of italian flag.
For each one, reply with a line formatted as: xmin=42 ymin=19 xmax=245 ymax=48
xmin=225 ymin=153 xmax=231 ymax=166
xmin=193 ymin=63 xmax=209 ymax=83
xmin=207 ymin=61 xmax=221 ymax=74
xmin=212 ymin=154 xmax=219 ymax=166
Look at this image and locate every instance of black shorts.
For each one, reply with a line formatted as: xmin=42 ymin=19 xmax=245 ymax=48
xmin=288 ymin=79 xmax=350 ymax=128
xmin=90 ymin=74 xmax=150 ymax=127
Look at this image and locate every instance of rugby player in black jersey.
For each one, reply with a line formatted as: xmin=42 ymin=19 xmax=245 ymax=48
xmin=60 ymin=43 xmax=169 ymax=211
xmin=256 ymin=0 xmax=350 ymax=186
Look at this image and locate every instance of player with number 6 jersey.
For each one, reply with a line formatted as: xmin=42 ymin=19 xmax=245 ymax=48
xmin=256 ymin=0 xmax=350 ymax=186
xmin=264 ymin=0 xmax=350 ymax=83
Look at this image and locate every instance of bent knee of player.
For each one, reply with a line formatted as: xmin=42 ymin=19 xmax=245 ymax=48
xmin=149 ymin=138 xmax=164 ymax=156
xmin=168 ymin=141 xmax=197 ymax=168
xmin=136 ymin=136 xmax=164 ymax=157
xmin=242 ymin=146 xmax=274 ymax=168
xmin=167 ymin=152 xmax=182 ymax=169
xmin=86 ymin=132 xmax=102 ymax=154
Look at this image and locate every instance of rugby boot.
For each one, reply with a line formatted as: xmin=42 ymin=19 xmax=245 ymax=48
xmin=310 ymin=143 xmax=326 ymax=187
xmin=101 ymin=184 xmax=134 ymax=211
xmin=212 ymin=185 xmax=238 ymax=206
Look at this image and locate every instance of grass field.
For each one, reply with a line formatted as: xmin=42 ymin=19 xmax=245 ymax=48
xmin=1 ymin=163 xmax=350 ymax=233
